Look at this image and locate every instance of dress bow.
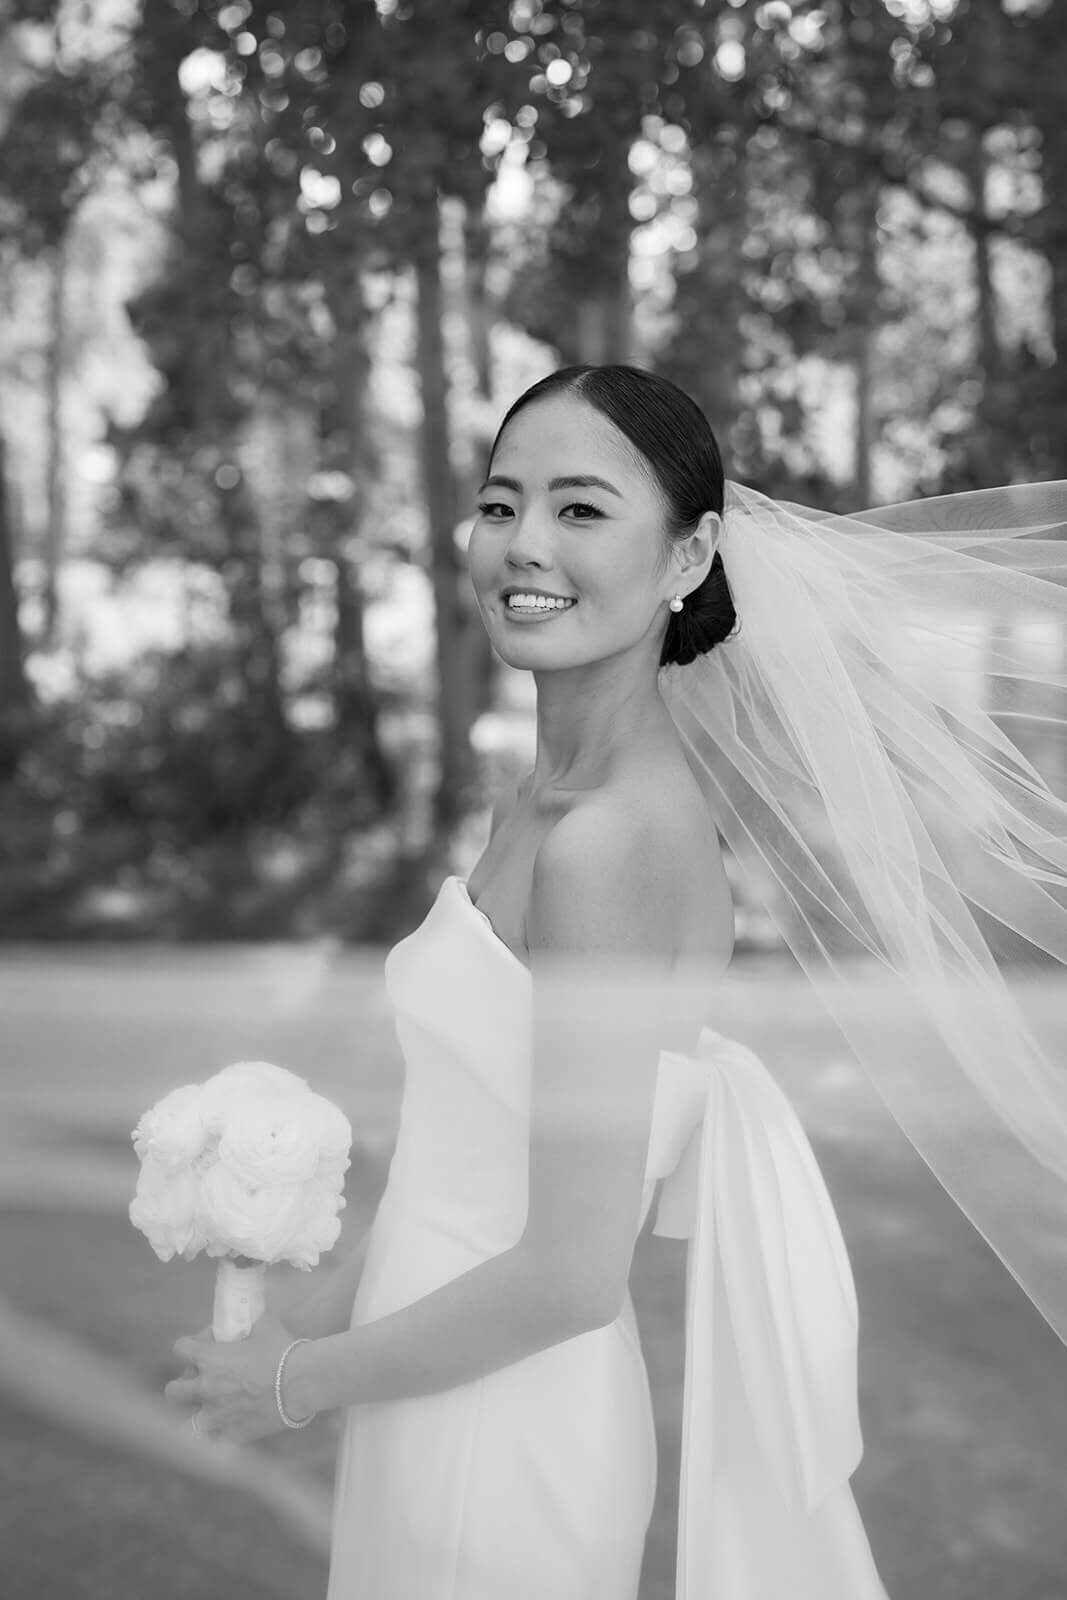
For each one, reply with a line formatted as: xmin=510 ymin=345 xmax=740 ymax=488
xmin=650 ymin=1025 xmax=865 ymax=1593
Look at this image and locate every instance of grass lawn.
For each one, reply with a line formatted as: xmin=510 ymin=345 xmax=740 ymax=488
xmin=4 ymin=1174 xmax=1066 ymax=1600
xmin=2 ymin=948 xmax=1066 ymax=1599
xmin=0 ymin=1394 xmax=327 ymax=1600
xmin=631 ymin=1134 xmax=1067 ymax=1600
xmin=0 ymin=1202 xmax=379 ymax=1492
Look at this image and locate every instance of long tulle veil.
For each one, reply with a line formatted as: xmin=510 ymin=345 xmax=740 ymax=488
xmin=659 ymin=477 xmax=1067 ymax=1348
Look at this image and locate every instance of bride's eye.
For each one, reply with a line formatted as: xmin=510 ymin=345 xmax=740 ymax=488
xmin=475 ymin=500 xmax=603 ymax=521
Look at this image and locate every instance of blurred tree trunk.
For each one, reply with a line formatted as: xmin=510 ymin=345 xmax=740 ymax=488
xmin=961 ymin=128 xmax=1002 ymax=490
xmin=0 ymin=23 xmax=32 ymax=780
xmin=40 ymin=236 xmax=68 ymax=647
xmin=575 ymin=274 xmax=630 ymax=365
xmin=156 ymin=10 xmax=288 ymax=757
xmin=575 ymin=164 xmax=632 ymax=365
xmin=219 ymin=480 xmax=288 ymax=745
xmin=462 ymin=203 xmax=494 ymax=402
xmin=213 ymin=400 xmax=288 ymax=750
xmin=1029 ymin=23 xmax=1067 ymax=479
xmin=665 ymin=129 xmax=748 ymax=449
xmin=321 ymin=262 xmax=397 ymax=816
xmin=450 ymin=200 xmax=497 ymax=722
xmin=934 ymin=0 xmax=1065 ymax=481
xmin=0 ymin=428 xmax=33 ymax=781
xmin=851 ymin=185 xmax=880 ymax=507
xmin=333 ymin=549 xmax=397 ymax=813
xmin=413 ymin=197 xmax=477 ymax=834
xmin=941 ymin=0 xmax=1005 ymax=490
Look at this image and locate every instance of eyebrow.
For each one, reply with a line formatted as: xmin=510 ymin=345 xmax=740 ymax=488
xmin=477 ymin=473 xmax=624 ymax=499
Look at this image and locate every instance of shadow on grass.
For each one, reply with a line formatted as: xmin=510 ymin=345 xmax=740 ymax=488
xmin=0 ymin=1395 xmax=327 ymax=1600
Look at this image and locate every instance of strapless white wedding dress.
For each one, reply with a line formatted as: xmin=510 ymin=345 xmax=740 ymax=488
xmin=325 ymin=874 xmax=890 ymax=1599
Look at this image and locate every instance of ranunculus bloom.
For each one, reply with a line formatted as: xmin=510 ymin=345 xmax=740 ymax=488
xmin=288 ymin=1181 xmax=346 ymax=1268
xmin=316 ymin=1166 xmax=347 ymax=1197
xmin=200 ymin=1060 xmax=307 ymax=1136
xmin=304 ymin=1092 xmax=353 ymax=1167
xmin=131 ymin=1059 xmax=351 ymax=1271
xmin=129 ymin=1156 xmax=205 ymax=1261
xmin=200 ymin=1164 xmax=310 ymax=1262
xmin=131 ymin=1084 xmax=209 ymax=1171
xmin=213 ymin=1059 xmax=307 ymax=1095
xmin=217 ymin=1097 xmax=322 ymax=1187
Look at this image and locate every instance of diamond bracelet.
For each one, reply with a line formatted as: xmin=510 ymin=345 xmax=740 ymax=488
xmin=275 ymin=1337 xmax=318 ymax=1429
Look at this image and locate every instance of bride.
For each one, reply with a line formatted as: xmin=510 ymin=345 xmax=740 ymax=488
xmin=166 ymin=363 xmax=1067 ymax=1599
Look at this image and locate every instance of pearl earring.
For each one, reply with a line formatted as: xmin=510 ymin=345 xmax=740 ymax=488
xmin=669 ymin=594 xmax=684 ymax=614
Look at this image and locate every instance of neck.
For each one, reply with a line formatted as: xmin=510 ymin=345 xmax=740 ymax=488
xmin=526 ymin=652 xmax=675 ymax=792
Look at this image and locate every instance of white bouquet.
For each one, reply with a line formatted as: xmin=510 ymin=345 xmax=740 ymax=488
xmin=129 ymin=1060 xmax=352 ymax=1342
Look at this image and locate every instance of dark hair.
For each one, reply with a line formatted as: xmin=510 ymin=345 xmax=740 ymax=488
xmin=486 ymin=364 xmax=739 ymax=667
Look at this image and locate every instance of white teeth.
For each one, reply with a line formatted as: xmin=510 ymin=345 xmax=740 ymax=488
xmin=506 ymin=593 xmax=576 ymax=611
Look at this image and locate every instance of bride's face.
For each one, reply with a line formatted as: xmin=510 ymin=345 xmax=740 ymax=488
xmin=467 ymin=395 xmax=674 ymax=671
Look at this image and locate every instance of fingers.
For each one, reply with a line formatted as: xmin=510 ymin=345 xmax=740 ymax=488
xmin=164 ymin=1375 xmax=202 ymax=1407
xmin=190 ymin=1409 xmax=246 ymax=1452
xmin=181 ymin=1329 xmax=213 ymax=1377
xmin=173 ymin=1326 xmax=218 ymax=1360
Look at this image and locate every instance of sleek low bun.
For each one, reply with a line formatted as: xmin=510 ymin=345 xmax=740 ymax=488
xmin=660 ymin=546 xmax=738 ymax=668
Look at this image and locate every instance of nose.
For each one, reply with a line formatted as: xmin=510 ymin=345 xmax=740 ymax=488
xmin=502 ymin=507 xmax=554 ymax=572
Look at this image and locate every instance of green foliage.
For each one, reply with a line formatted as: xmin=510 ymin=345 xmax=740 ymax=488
xmin=0 ymin=69 xmax=105 ymax=251
xmin=0 ymin=636 xmax=407 ymax=937
xmin=1 ymin=0 xmax=1065 ymax=934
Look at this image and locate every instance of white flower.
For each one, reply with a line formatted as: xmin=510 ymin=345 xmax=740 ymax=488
xmin=200 ymin=1060 xmax=307 ymax=1136
xmin=131 ymin=1084 xmax=209 ymax=1171
xmin=304 ymin=1092 xmax=353 ymax=1171
xmin=213 ymin=1059 xmax=307 ymax=1095
xmin=217 ymin=1097 xmax=322 ymax=1187
xmin=129 ymin=1156 xmax=205 ymax=1262
xmin=316 ymin=1166 xmax=347 ymax=1197
xmin=288 ymin=1181 xmax=346 ymax=1268
xmin=130 ymin=1059 xmax=351 ymax=1269
xmin=200 ymin=1164 xmax=309 ymax=1262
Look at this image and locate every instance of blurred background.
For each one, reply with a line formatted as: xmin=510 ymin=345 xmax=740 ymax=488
xmin=1 ymin=2 xmax=1066 ymax=1598
xmin=1 ymin=0 xmax=1065 ymax=937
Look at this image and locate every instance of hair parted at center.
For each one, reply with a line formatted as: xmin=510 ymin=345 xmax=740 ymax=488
xmin=486 ymin=363 xmax=739 ymax=668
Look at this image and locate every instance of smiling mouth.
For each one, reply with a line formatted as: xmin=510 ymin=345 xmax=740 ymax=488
xmin=503 ymin=595 xmax=578 ymax=613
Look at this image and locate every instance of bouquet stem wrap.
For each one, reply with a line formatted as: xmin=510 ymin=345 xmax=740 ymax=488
xmin=212 ymin=1256 xmax=267 ymax=1342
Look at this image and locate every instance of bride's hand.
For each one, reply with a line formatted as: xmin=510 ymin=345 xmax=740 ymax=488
xmin=165 ymin=1312 xmax=302 ymax=1446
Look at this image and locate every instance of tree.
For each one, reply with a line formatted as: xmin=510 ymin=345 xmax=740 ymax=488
xmin=0 ymin=10 xmax=106 ymax=642
xmin=0 ymin=1 xmax=106 ymax=775
xmin=315 ymin=1 xmax=513 ymax=834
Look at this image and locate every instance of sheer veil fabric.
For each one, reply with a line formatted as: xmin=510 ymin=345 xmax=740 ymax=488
xmin=659 ymin=478 xmax=1067 ymax=1348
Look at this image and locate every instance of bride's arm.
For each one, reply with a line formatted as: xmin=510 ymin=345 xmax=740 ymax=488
xmin=283 ymin=807 xmax=681 ymax=1419
xmin=284 ymin=1227 xmax=372 ymax=1340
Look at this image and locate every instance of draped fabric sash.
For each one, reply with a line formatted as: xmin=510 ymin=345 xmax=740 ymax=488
xmin=648 ymin=1027 xmax=884 ymax=1598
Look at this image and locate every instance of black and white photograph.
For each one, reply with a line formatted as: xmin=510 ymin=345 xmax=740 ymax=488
xmin=1 ymin=2 xmax=1066 ymax=1597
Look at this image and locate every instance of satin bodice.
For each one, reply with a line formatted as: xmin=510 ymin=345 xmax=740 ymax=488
xmin=381 ymin=873 xmax=676 ymax=1246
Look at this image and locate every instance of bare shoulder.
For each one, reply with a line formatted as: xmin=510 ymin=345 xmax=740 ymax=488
xmin=533 ymin=793 xmax=658 ymax=879
xmin=530 ymin=768 xmax=732 ymax=970
xmin=528 ymin=795 xmax=680 ymax=964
